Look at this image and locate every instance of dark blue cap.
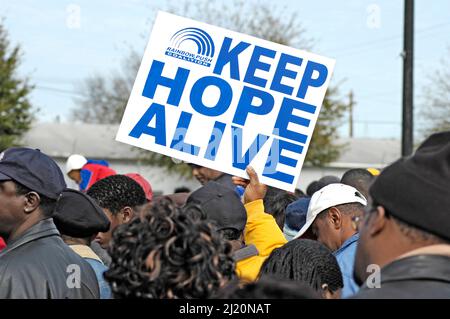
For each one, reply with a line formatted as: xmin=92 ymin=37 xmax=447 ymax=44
xmin=0 ymin=147 xmax=66 ymax=199
xmin=285 ymin=197 xmax=311 ymax=231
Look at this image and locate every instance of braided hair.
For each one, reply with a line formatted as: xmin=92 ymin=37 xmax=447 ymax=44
xmin=259 ymin=239 xmax=343 ymax=293
xmin=104 ymin=197 xmax=236 ymax=299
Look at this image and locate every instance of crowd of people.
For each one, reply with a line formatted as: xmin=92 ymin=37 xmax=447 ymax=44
xmin=0 ymin=130 xmax=449 ymax=299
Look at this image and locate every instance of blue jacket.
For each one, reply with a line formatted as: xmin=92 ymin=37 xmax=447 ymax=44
xmin=69 ymin=245 xmax=112 ymax=299
xmin=334 ymin=233 xmax=359 ymax=298
xmin=85 ymin=258 xmax=112 ymax=299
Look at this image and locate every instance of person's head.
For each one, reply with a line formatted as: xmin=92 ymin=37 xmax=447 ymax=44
xmin=87 ymin=174 xmax=147 ymax=248
xmin=262 ymin=186 xmax=284 ymax=226
xmin=341 ymin=168 xmax=376 ymax=200
xmin=104 ymin=197 xmax=235 ymax=298
xmin=306 ymin=176 xmax=340 ymax=197
xmin=306 ymin=181 xmax=320 ymax=197
xmin=264 ymin=191 xmax=298 ymax=230
xmin=0 ymin=148 xmax=66 ymax=242
xmin=259 ymin=239 xmax=343 ymax=299
xmin=53 ymin=189 xmax=110 ymax=245
xmin=188 ymin=164 xmax=223 ymax=185
xmin=312 ymin=202 xmax=365 ymax=251
xmin=66 ymin=154 xmax=87 ymax=184
xmin=283 ymin=197 xmax=314 ymax=241
xmin=294 ymin=183 xmax=367 ymax=251
xmin=318 ymin=175 xmax=340 ymax=186
xmin=354 ymin=131 xmax=450 ymax=286
xmin=216 ymin=276 xmax=320 ymax=299
xmin=186 ymin=181 xmax=247 ymax=249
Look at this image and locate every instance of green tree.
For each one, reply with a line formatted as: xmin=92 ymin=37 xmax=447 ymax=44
xmin=72 ymin=0 xmax=349 ymax=175
xmin=0 ymin=23 xmax=33 ymax=151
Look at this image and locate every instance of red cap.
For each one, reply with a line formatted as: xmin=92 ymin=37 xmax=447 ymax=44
xmin=0 ymin=237 xmax=6 ymax=251
xmin=125 ymin=173 xmax=153 ymax=201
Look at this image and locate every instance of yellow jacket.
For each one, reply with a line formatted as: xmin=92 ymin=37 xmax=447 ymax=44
xmin=235 ymin=199 xmax=288 ymax=281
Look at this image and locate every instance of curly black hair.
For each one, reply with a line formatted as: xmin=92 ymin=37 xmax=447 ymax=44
xmin=104 ymin=197 xmax=236 ymax=299
xmin=259 ymin=239 xmax=343 ymax=293
xmin=87 ymin=174 xmax=146 ymax=215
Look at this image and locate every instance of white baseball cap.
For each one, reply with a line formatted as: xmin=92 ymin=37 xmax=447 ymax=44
xmin=293 ymin=183 xmax=367 ymax=239
xmin=66 ymin=154 xmax=87 ymax=173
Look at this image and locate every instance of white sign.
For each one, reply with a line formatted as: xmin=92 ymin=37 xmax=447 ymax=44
xmin=116 ymin=11 xmax=335 ymax=192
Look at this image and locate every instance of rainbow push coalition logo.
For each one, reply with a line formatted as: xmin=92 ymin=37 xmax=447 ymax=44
xmin=165 ymin=27 xmax=215 ymax=67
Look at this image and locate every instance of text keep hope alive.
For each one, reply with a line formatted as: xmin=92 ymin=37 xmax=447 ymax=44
xmin=128 ymin=36 xmax=330 ymax=186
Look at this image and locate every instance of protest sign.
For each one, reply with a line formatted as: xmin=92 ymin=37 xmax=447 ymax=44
xmin=116 ymin=11 xmax=335 ymax=191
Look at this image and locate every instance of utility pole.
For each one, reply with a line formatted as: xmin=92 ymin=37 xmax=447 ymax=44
xmin=348 ymin=91 xmax=355 ymax=138
xmin=402 ymin=0 xmax=414 ymax=156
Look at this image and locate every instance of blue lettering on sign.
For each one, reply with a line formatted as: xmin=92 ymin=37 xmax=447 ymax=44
xmin=170 ymin=111 xmax=200 ymax=155
xmin=231 ymin=126 xmax=269 ymax=170
xmin=233 ymin=86 xmax=274 ymax=126
xmin=243 ymin=45 xmax=276 ymax=88
xmin=270 ymin=53 xmax=302 ymax=95
xmin=263 ymin=138 xmax=304 ymax=184
xmin=126 ymin=31 xmax=332 ymax=189
xmin=297 ymin=61 xmax=328 ymax=99
xmin=190 ymin=76 xmax=233 ymax=116
xmin=213 ymin=37 xmax=251 ymax=80
xmin=204 ymin=121 xmax=226 ymax=161
xmin=129 ymin=103 xmax=166 ymax=146
xmin=142 ymin=60 xmax=190 ymax=106
xmin=273 ymin=97 xmax=316 ymax=144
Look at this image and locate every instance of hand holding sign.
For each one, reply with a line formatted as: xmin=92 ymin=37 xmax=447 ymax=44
xmin=232 ymin=166 xmax=267 ymax=204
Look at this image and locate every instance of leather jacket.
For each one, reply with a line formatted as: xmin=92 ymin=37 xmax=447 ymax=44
xmin=0 ymin=218 xmax=99 ymax=299
xmin=353 ymin=254 xmax=450 ymax=298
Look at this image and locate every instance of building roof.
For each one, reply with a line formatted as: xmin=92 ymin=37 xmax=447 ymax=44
xmin=22 ymin=123 xmax=139 ymax=160
xmin=22 ymin=123 xmax=401 ymax=167
xmin=330 ymin=137 xmax=400 ymax=168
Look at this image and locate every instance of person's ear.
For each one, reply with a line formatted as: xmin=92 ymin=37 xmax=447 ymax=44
xmin=367 ymin=206 xmax=387 ymax=237
xmin=328 ymin=207 xmax=342 ymax=229
xmin=24 ymin=192 xmax=40 ymax=214
xmin=120 ymin=206 xmax=134 ymax=223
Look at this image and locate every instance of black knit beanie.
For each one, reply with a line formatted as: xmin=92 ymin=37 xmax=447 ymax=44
xmin=369 ymin=131 xmax=450 ymax=241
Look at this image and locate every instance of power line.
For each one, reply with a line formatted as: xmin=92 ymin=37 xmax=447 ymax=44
xmin=34 ymin=85 xmax=82 ymax=97
xmin=331 ymin=21 xmax=450 ymax=57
